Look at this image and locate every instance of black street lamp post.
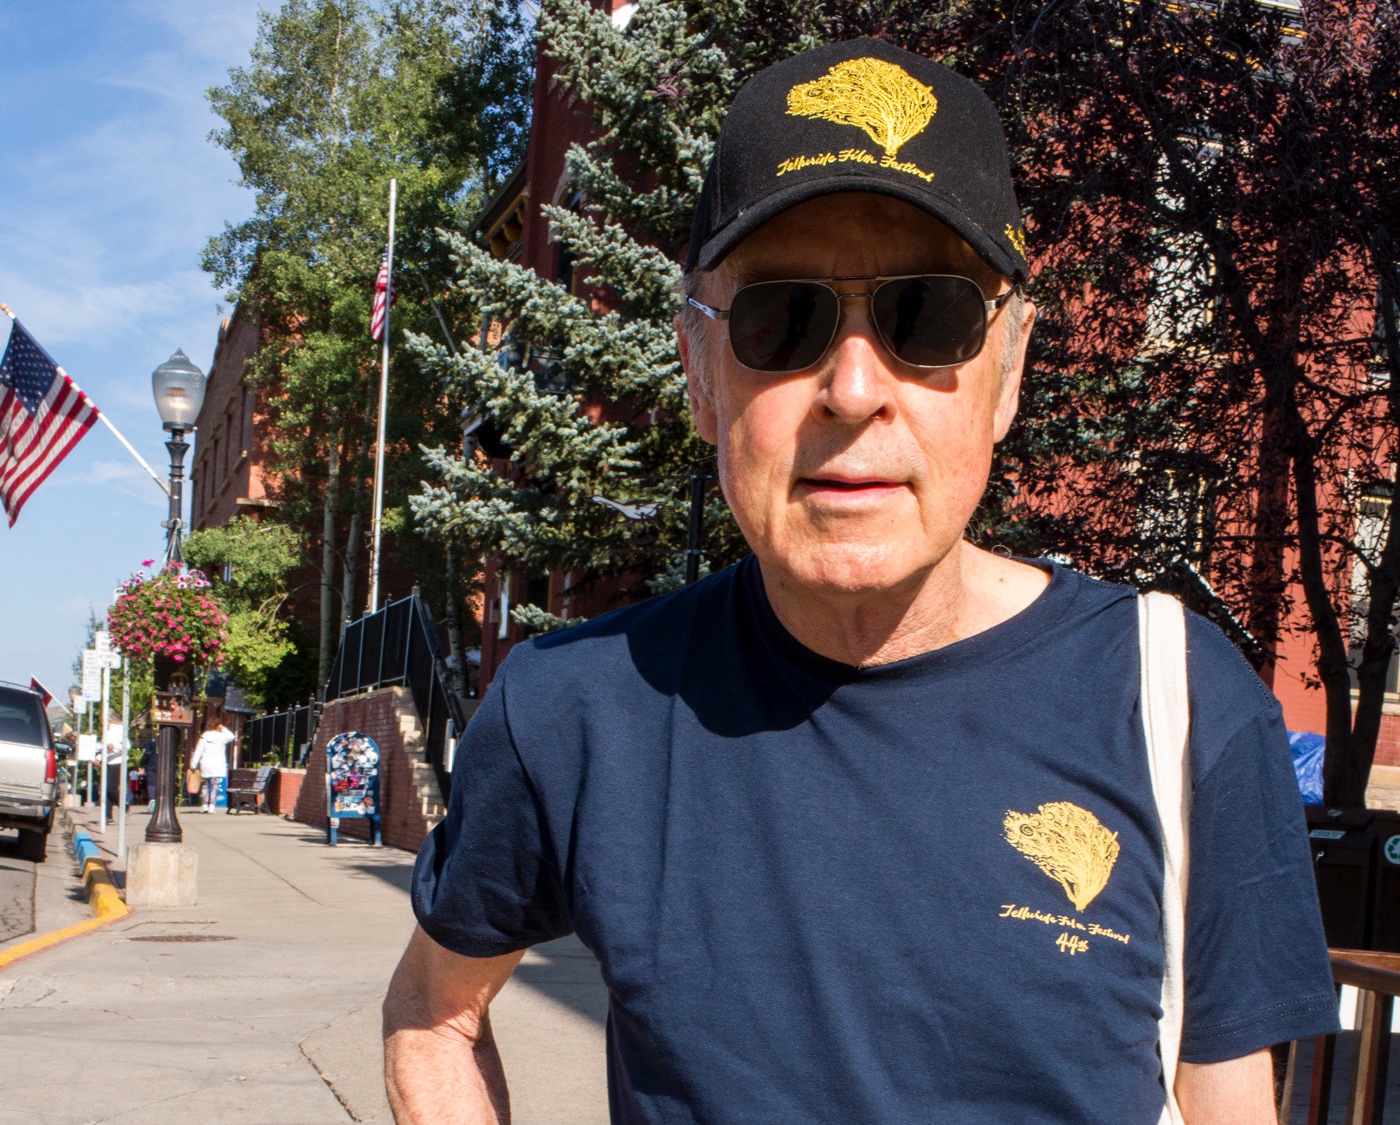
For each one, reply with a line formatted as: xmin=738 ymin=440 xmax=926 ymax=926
xmin=145 ymin=349 xmax=206 ymax=845
xmin=164 ymin=431 xmax=189 ymax=566
xmin=684 ymin=475 xmax=708 ymax=586
xmin=591 ymin=475 xmax=710 ymax=585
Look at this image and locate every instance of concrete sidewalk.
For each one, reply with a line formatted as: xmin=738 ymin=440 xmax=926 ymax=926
xmin=0 ymin=806 xmax=608 ymax=1125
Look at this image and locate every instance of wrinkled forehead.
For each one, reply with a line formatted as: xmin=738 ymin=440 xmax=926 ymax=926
xmin=700 ymin=192 xmax=1000 ymax=298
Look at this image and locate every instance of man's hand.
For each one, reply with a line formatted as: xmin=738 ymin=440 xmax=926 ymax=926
xmin=1175 ymin=1049 xmax=1278 ymax=1125
xmin=383 ymin=925 xmax=524 ymax=1124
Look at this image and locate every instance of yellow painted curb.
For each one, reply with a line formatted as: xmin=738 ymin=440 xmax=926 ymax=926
xmin=82 ymin=858 xmax=129 ymax=922
xmin=0 ymin=818 xmax=131 ymax=972
xmin=0 ymin=914 xmax=120 ymax=970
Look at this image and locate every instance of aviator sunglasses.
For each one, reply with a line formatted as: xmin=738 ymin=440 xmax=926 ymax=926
xmin=687 ymin=274 xmax=1019 ymax=374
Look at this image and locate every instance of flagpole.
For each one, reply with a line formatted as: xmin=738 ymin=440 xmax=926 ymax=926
xmin=1 ymin=303 xmax=170 ymax=498
xmin=367 ymin=178 xmax=396 ymax=616
xmin=96 ymin=413 xmax=171 ymax=498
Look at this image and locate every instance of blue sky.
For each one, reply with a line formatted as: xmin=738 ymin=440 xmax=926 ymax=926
xmin=0 ymin=1 xmax=264 ymax=699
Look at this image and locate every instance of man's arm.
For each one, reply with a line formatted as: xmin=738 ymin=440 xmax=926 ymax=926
xmin=1175 ymin=1049 xmax=1277 ymax=1125
xmin=383 ymin=925 xmax=525 ymax=1124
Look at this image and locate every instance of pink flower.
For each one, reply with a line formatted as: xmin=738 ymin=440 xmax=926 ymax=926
xmin=141 ymin=559 xmax=154 ymax=568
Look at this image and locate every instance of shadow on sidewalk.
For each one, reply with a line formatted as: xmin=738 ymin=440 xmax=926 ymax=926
xmin=512 ymin=936 xmax=608 ymax=1029
xmin=350 ymin=861 xmax=414 ymax=894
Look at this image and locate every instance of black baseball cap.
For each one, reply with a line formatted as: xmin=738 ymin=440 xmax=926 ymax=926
xmin=686 ymin=38 xmax=1028 ymax=283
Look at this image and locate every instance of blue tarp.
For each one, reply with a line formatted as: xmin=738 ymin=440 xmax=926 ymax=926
xmin=1289 ymin=730 xmax=1325 ymax=806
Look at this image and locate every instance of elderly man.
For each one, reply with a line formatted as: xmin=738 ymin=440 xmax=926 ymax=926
xmin=384 ymin=39 xmax=1336 ymax=1124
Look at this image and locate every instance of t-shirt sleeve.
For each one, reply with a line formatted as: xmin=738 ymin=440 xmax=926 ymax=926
xmin=411 ymin=665 xmax=574 ymax=957
xmin=1180 ymin=679 xmax=1339 ymax=1061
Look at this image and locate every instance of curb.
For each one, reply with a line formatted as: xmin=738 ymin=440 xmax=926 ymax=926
xmin=0 ymin=813 xmax=129 ymax=972
xmin=73 ymin=828 xmax=129 ymax=921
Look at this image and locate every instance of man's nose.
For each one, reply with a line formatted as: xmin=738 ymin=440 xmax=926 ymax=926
xmin=814 ymin=299 xmax=894 ymax=425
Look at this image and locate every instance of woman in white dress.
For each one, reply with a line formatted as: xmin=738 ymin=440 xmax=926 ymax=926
xmin=189 ymin=714 xmax=236 ymax=812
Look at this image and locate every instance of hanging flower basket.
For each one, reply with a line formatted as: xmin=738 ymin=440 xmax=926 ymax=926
xmin=108 ymin=562 xmax=229 ymax=670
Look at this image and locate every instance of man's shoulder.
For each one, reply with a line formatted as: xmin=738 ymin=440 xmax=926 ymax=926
xmin=499 ymin=560 xmax=749 ymax=694
xmin=1040 ymin=562 xmax=1276 ymax=718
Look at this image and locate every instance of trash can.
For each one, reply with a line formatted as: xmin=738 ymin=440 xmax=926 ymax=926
xmin=1305 ymin=806 xmax=1376 ymax=950
xmin=1369 ymin=810 xmax=1400 ymax=952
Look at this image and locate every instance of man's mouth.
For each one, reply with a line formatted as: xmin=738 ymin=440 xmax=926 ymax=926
xmin=797 ymin=477 xmax=905 ymax=494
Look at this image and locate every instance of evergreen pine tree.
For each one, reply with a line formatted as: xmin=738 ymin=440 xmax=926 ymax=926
xmin=412 ymin=0 xmax=792 ymax=632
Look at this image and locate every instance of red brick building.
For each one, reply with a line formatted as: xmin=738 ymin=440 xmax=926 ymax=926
xmin=190 ymin=309 xmax=278 ymax=532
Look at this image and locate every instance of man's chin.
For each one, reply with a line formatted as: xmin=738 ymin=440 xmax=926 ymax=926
xmin=761 ymin=544 xmax=937 ymax=601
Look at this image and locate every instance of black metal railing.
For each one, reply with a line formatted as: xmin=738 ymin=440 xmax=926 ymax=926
xmin=245 ymin=703 xmax=317 ymax=766
xmin=323 ymin=588 xmax=463 ymax=800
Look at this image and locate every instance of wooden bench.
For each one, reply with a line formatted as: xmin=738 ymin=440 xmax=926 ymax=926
xmin=226 ymin=766 xmax=273 ymax=814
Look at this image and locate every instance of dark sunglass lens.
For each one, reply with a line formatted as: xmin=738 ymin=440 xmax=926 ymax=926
xmin=728 ymin=282 xmax=839 ymax=372
xmin=872 ymin=276 xmax=987 ymax=367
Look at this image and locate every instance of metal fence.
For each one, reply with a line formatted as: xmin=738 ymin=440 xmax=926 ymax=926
xmin=244 ymin=703 xmax=316 ymax=766
xmin=323 ymin=589 xmax=464 ymax=800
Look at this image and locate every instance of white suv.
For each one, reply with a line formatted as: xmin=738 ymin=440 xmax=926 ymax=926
xmin=0 ymin=682 xmax=58 ymax=862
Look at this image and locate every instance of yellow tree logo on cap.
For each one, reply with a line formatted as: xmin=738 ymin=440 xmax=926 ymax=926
xmin=786 ymin=58 xmax=938 ymax=160
xmin=1004 ymin=801 xmax=1120 ymax=911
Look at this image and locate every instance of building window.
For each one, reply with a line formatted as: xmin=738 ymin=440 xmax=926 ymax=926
xmin=1372 ymin=280 xmax=1399 ymax=386
xmin=1349 ymin=488 xmax=1399 ymax=696
xmin=1142 ymin=139 xmax=1220 ymax=356
xmin=525 ymin=572 xmax=550 ymax=610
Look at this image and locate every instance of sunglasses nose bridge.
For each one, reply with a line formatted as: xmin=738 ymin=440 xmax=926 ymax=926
xmin=828 ymin=288 xmax=877 ymax=339
xmin=829 ymin=288 xmax=897 ymax=365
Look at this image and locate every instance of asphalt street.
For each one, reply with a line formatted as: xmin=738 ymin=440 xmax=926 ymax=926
xmin=0 ymin=834 xmax=35 ymax=943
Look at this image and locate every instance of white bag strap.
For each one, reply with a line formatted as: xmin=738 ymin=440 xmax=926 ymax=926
xmin=1138 ymin=592 xmax=1191 ymax=1125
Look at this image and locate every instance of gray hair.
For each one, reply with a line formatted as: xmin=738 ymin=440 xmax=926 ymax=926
xmin=677 ymin=270 xmax=716 ymax=399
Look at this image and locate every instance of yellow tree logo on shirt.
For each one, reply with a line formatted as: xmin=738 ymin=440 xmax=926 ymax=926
xmin=1004 ymin=801 xmax=1120 ymax=911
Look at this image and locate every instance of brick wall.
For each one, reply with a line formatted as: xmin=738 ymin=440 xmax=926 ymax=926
xmin=1253 ymin=621 xmax=1400 ymax=770
xmin=293 ymin=687 xmax=447 ymax=852
xmin=267 ymin=768 xmax=304 ymax=817
xmin=1376 ymin=721 xmax=1400 ymax=769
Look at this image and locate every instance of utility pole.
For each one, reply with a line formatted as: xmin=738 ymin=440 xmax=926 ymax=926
xmin=99 ymin=662 xmax=111 ymax=832
xmin=119 ymin=655 xmax=130 ymax=857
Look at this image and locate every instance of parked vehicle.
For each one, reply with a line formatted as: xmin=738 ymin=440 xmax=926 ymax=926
xmin=0 ymin=681 xmax=58 ymax=862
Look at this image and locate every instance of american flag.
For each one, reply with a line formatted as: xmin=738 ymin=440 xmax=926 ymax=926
xmin=29 ymin=677 xmax=56 ymax=707
xmin=370 ymin=250 xmax=396 ymax=341
xmin=0 ymin=320 xmax=99 ymax=526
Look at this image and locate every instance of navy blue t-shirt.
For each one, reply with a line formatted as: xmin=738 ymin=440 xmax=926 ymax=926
xmin=413 ymin=559 xmax=1337 ymax=1124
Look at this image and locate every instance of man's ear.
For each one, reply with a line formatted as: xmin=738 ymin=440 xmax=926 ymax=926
xmin=676 ymin=314 xmax=718 ymax=445
xmin=993 ymin=298 xmax=1036 ymax=443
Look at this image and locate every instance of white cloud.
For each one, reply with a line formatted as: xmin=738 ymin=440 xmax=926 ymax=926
xmin=125 ymin=0 xmax=265 ymax=73
xmin=47 ymin=456 xmax=168 ymax=507
xmin=0 ymin=266 xmax=218 ymax=347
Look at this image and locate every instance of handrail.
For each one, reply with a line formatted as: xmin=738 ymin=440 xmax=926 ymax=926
xmin=1330 ymin=950 xmax=1400 ymax=997
xmin=1295 ymin=948 xmax=1400 ymax=1125
xmin=244 ymin=702 xmax=316 ymax=767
